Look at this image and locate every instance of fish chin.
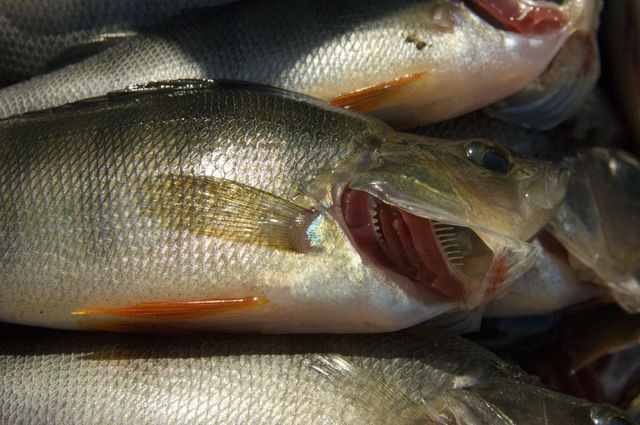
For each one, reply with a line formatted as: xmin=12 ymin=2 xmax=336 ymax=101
xmin=338 ymin=187 xmax=537 ymax=308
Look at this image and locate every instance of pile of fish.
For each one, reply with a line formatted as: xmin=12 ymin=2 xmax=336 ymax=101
xmin=0 ymin=0 xmax=638 ymax=423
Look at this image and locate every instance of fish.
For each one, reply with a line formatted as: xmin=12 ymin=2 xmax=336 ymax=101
xmin=484 ymin=234 xmax=604 ymax=317
xmin=548 ymin=148 xmax=640 ymax=313
xmin=0 ymin=0 xmax=236 ymax=87
xmin=0 ymin=324 xmax=636 ymax=425
xmin=471 ymin=304 xmax=640 ymax=410
xmin=484 ymin=0 xmax=602 ymax=131
xmin=415 ymin=111 xmax=640 ymax=316
xmin=0 ymin=0 xmax=587 ymax=124
xmin=0 ymin=80 xmax=568 ymax=333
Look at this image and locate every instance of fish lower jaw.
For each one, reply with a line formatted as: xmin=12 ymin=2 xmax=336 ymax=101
xmin=339 ymin=188 xmax=494 ymax=305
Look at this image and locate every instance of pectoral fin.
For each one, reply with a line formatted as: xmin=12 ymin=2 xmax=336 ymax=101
xmin=141 ymin=175 xmax=320 ymax=252
xmin=329 ymin=72 xmax=427 ymax=113
xmin=48 ymin=32 xmax=136 ymax=70
xmin=72 ymin=297 xmax=268 ymax=320
xmin=310 ymin=355 xmax=441 ymax=425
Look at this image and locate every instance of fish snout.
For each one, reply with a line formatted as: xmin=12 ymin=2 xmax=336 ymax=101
xmin=523 ymin=161 xmax=571 ymax=211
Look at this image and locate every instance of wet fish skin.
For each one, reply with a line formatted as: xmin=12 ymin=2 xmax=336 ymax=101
xmin=484 ymin=237 xmax=603 ymax=317
xmin=549 ymin=148 xmax=640 ymax=313
xmin=0 ymin=325 xmax=633 ymax=425
xmin=0 ymin=80 xmax=567 ymax=333
xmin=416 ymin=112 xmax=640 ymax=316
xmin=0 ymin=0 xmax=235 ymax=85
xmin=484 ymin=0 xmax=602 ymax=131
xmin=0 ymin=0 xmax=574 ymax=123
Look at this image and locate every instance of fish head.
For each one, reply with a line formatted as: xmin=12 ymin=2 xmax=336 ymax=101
xmin=447 ymin=378 xmax=639 ymax=425
xmin=549 ymin=148 xmax=640 ymax=312
xmin=316 ymin=134 xmax=568 ymax=309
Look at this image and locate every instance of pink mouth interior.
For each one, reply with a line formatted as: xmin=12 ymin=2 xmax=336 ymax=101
xmin=464 ymin=0 xmax=567 ymax=35
xmin=340 ymin=188 xmax=464 ymax=300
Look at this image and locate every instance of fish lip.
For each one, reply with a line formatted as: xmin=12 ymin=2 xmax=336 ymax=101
xmin=338 ymin=186 xmax=502 ymax=306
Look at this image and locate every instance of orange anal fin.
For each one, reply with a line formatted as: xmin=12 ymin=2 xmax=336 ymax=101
xmin=329 ymin=72 xmax=427 ymax=113
xmin=72 ymin=297 xmax=268 ymax=320
xmin=75 ymin=320 xmax=253 ymax=335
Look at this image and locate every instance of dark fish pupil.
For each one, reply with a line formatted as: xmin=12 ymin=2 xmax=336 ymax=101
xmin=482 ymin=150 xmax=510 ymax=173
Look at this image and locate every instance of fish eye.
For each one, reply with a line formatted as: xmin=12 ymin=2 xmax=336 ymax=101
xmin=465 ymin=140 xmax=511 ymax=174
xmin=591 ymin=404 xmax=637 ymax=425
xmin=608 ymin=153 xmax=640 ymax=199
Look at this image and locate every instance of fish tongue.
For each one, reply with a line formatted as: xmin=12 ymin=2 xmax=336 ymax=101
xmin=398 ymin=211 xmax=464 ymax=300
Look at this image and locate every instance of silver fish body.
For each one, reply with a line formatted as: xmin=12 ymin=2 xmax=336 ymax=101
xmin=0 ymin=80 xmax=567 ymax=333
xmin=0 ymin=0 xmax=577 ymax=124
xmin=0 ymin=325 xmax=633 ymax=425
xmin=484 ymin=237 xmax=603 ymax=317
xmin=0 ymin=0 xmax=235 ymax=85
xmin=484 ymin=0 xmax=602 ymax=131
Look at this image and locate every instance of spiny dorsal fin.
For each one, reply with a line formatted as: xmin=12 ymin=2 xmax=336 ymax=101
xmin=1 ymin=79 xmax=335 ymax=124
xmin=115 ymin=78 xmax=328 ymax=105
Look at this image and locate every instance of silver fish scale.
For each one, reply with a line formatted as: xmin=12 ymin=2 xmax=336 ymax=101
xmin=0 ymin=84 xmax=382 ymax=324
xmin=0 ymin=0 xmax=236 ymax=84
xmin=0 ymin=328 xmax=601 ymax=425
xmin=0 ymin=0 xmax=451 ymax=117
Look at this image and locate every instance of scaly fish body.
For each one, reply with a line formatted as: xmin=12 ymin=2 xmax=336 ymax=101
xmin=0 ymin=81 xmax=567 ymax=333
xmin=0 ymin=325 xmax=633 ymax=425
xmin=0 ymin=0 xmax=579 ymax=124
xmin=0 ymin=0 xmax=236 ymax=86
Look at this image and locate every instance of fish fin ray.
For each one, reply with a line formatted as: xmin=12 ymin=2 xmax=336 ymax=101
xmin=72 ymin=297 xmax=268 ymax=320
xmin=310 ymin=354 xmax=441 ymax=425
xmin=47 ymin=32 xmax=137 ymax=71
xmin=141 ymin=175 xmax=319 ymax=252
xmin=330 ymin=72 xmax=428 ymax=113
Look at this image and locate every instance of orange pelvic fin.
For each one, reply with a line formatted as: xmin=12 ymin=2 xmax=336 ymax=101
xmin=330 ymin=72 xmax=427 ymax=113
xmin=72 ymin=297 xmax=268 ymax=320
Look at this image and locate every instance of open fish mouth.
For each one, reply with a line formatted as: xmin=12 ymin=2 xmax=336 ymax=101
xmin=340 ymin=188 xmax=497 ymax=302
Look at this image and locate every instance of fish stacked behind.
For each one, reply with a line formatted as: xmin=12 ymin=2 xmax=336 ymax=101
xmin=0 ymin=0 xmax=236 ymax=86
xmin=0 ymin=0 xmax=579 ymax=126
xmin=1 ymin=325 xmax=635 ymax=425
